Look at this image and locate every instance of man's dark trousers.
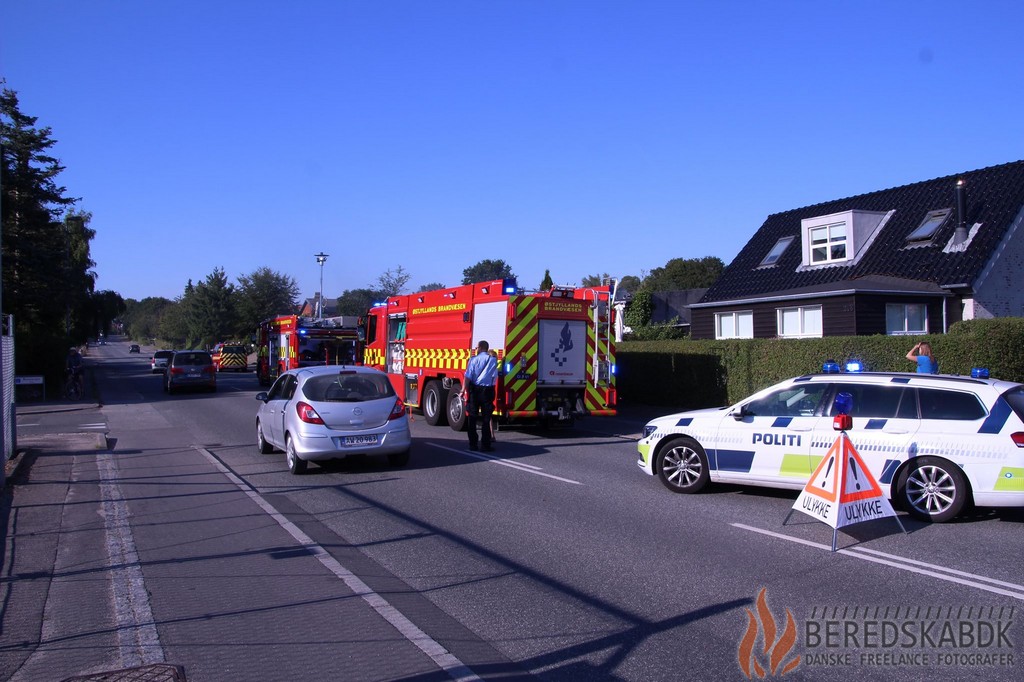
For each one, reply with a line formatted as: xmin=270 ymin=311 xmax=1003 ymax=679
xmin=467 ymin=383 xmax=495 ymax=450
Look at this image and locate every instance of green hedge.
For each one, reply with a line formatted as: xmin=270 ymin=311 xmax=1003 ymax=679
xmin=616 ymin=317 xmax=1024 ymax=409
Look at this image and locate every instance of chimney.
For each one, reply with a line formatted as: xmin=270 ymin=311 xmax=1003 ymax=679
xmin=953 ymin=178 xmax=969 ymax=245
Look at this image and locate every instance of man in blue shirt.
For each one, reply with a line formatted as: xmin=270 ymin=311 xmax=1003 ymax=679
xmin=464 ymin=340 xmax=498 ymax=451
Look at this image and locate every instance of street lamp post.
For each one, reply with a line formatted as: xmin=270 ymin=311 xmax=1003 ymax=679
xmin=314 ymin=252 xmax=329 ymax=320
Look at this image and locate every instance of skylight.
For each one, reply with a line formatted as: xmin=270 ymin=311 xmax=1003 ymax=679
xmin=907 ymin=209 xmax=951 ymax=243
xmin=759 ymin=236 xmax=794 ymax=267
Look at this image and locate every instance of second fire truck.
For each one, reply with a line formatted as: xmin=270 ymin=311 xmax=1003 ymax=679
xmin=362 ymin=279 xmax=617 ymax=430
xmin=255 ymin=314 xmax=362 ymax=386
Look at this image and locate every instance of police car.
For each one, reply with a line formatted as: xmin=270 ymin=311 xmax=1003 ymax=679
xmin=636 ymin=369 xmax=1024 ymax=522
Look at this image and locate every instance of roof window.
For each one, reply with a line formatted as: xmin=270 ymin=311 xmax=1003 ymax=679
xmin=759 ymin=236 xmax=795 ymax=267
xmin=906 ymin=209 xmax=951 ymax=244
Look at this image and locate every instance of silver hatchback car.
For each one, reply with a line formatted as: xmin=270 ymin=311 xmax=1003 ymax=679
xmin=255 ymin=365 xmax=412 ymax=474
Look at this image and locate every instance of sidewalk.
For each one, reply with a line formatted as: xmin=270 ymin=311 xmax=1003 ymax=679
xmin=2 ymin=401 xmax=186 ymax=682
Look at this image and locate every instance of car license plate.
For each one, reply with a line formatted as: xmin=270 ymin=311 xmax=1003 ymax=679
xmin=188 ymin=371 xmax=200 ymax=377
xmin=342 ymin=434 xmax=378 ymax=447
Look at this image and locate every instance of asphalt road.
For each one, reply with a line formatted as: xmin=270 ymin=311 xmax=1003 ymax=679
xmin=27 ymin=339 xmax=1022 ymax=681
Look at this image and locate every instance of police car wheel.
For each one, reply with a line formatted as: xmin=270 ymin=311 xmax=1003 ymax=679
xmin=657 ymin=437 xmax=709 ymax=494
xmin=897 ymin=457 xmax=968 ymax=523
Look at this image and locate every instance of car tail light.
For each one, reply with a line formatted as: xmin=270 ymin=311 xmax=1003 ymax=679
xmin=389 ymin=398 xmax=406 ymax=421
xmin=169 ymin=367 xmax=185 ymax=376
xmin=296 ymin=401 xmax=324 ymax=425
xmin=1011 ymin=433 xmax=1024 ymax=448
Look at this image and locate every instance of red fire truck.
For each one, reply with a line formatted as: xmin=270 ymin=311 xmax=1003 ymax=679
xmin=256 ymin=315 xmax=362 ymax=386
xmin=362 ymin=279 xmax=616 ymax=430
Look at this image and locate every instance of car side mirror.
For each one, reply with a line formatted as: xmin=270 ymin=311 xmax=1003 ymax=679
xmin=731 ymin=405 xmax=750 ymax=421
xmin=255 ymin=392 xmax=269 ymax=402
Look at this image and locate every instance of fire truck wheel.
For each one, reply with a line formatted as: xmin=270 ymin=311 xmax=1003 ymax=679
xmin=447 ymin=389 xmax=468 ymax=432
xmin=423 ymin=382 xmax=449 ymax=426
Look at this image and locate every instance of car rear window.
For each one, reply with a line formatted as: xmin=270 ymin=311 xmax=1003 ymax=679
xmin=174 ymin=352 xmax=212 ymax=366
xmin=156 ymin=351 xmax=174 ymax=359
xmin=917 ymin=388 xmax=987 ymax=421
xmin=303 ymin=373 xmax=395 ymax=402
xmin=1000 ymin=387 xmax=1024 ymax=421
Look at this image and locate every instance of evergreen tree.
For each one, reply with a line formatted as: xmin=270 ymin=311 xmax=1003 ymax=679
xmin=1 ymin=84 xmax=85 ymax=378
xmin=236 ymin=266 xmax=299 ymax=337
xmin=188 ymin=267 xmax=237 ymax=347
xmin=539 ymin=269 xmax=554 ymax=291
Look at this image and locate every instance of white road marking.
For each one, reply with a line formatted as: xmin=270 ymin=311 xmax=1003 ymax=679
xmin=96 ymin=452 xmax=166 ymax=667
xmin=429 ymin=443 xmax=582 ymax=484
xmin=732 ymin=523 xmax=1024 ymax=601
xmin=196 ymin=447 xmax=481 ymax=682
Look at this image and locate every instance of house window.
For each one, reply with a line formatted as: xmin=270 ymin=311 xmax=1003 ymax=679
xmin=716 ymin=311 xmax=753 ymax=339
xmin=906 ymin=209 xmax=951 ymax=244
xmin=809 ymin=223 xmax=847 ymax=264
xmin=886 ymin=303 xmax=928 ymax=334
xmin=777 ymin=305 xmax=822 ymax=338
xmin=759 ymin=236 xmax=795 ymax=267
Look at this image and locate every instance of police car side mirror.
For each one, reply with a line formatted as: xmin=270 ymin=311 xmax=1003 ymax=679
xmin=255 ymin=392 xmax=269 ymax=402
xmin=731 ymin=405 xmax=750 ymax=421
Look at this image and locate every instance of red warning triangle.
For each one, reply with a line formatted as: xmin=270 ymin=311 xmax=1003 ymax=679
xmin=838 ymin=434 xmax=884 ymax=503
xmin=803 ymin=438 xmax=840 ymax=503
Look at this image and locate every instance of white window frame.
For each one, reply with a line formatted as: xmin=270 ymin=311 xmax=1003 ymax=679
xmin=886 ymin=303 xmax=928 ymax=335
xmin=776 ymin=305 xmax=822 ymax=338
xmin=715 ymin=311 xmax=753 ymax=339
xmin=809 ymin=222 xmax=848 ymax=264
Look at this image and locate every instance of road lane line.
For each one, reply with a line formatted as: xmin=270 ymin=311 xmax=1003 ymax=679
xmin=731 ymin=522 xmax=1024 ymax=602
xmin=96 ymin=452 xmax=166 ymax=667
xmin=429 ymin=443 xmax=582 ymax=484
xmin=196 ymin=447 xmax=481 ymax=682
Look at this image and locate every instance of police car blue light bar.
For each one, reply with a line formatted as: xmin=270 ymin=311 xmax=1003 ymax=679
xmin=822 ymin=360 xmax=840 ymax=374
xmin=844 ymin=360 xmax=864 ymax=373
xmin=971 ymin=367 xmax=990 ymax=378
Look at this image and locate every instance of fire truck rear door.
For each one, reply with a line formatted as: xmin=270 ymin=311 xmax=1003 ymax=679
xmin=471 ymin=301 xmax=508 ymax=354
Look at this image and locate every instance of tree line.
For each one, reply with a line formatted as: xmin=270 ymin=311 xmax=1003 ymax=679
xmin=3 ymin=79 xmax=724 ymax=379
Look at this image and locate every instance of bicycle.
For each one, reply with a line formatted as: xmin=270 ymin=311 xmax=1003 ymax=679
xmin=64 ymin=368 xmax=84 ymax=401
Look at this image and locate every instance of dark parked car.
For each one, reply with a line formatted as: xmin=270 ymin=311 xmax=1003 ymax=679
xmin=129 ymin=344 xmax=141 ymax=353
xmin=164 ymin=350 xmax=216 ymax=394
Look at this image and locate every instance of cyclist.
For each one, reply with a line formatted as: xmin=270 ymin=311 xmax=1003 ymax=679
xmin=65 ymin=346 xmax=84 ymax=399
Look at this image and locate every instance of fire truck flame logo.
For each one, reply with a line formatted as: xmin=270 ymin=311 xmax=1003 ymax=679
xmin=737 ymin=588 xmax=800 ymax=678
xmin=550 ymin=322 xmax=574 ymax=367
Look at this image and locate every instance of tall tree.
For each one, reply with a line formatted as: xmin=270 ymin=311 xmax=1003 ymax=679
xmin=539 ymin=269 xmax=553 ymax=291
xmin=1 ymin=84 xmax=85 ymax=376
xmin=188 ymin=267 xmax=237 ymax=347
xmin=644 ymin=256 xmax=724 ymax=290
xmin=236 ymin=266 xmax=299 ymax=337
xmin=376 ymin=266 xmax=411 ymax=298
xmin=462 ymin=259 xmax=515 ymax=285
xmin=417 ymin=282 xmax=445 ymax=292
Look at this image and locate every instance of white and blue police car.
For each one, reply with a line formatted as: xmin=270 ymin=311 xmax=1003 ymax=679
xmin=636 ymin=369 xmax=1024 ymax=522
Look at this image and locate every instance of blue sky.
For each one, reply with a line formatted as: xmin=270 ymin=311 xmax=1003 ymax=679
xmin=2 ymin=1 xmax=1022 ymax=302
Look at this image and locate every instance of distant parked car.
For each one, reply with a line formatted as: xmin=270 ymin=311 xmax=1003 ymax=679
xmin=164 ymin=350 xmax=216 ymax=394
xmin=129 ymin=344 xmax=141 ymax=354
xmin=255 ymin=365 xmax=411 ymax=474
xmin=150 ymin=350 xmax=174 ymax=373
